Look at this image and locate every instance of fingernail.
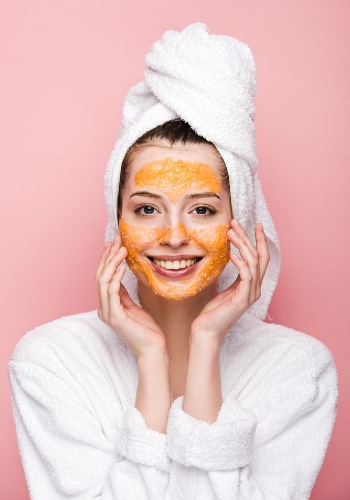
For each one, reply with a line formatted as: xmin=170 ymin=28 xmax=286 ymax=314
xmin=229 ymin=229 xmax=238 ymax=237
xmin=233 ymin=219 xmax=240 ymax=227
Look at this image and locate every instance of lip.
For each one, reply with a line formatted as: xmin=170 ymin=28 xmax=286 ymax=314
xmin=147 ymin=256 xmax=203 ymax=278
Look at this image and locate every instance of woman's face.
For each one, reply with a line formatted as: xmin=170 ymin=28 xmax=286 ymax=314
xmin=119 ymin=140 xmax=232 ymax=300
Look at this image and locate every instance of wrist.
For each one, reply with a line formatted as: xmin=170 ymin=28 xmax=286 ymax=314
xmin=136 ymin=345 xmax=169 ymax=365
xmin=189 ymin=329 xmax=221 ymax=349
xmin=136 ymin=348 xmax=169 ymax=370
xmin=189 ymin=330 xmax=222 ymax=351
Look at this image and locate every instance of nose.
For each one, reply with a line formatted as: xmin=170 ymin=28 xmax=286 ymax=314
xmin=158 ymin=222 xmax=190 ymax=248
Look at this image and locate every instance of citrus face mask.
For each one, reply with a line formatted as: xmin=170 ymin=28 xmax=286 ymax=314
xmin=119 ymin=158 xmax=231 ymax=300
xmin=134 ymin=157 xmax=221 ymax=202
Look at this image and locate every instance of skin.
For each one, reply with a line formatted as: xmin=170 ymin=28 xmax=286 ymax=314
xmin=95 ymin=139 xmax=270 ymax=431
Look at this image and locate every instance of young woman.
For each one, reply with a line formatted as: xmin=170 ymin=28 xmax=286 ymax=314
xmin=97 ymin=122 xmax=270 ymax=431
xmin=9 ymin=23 xmax=338 ymax=499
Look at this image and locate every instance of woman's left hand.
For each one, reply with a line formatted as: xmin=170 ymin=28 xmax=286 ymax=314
xmin=190 ymin=218 xmax=270 ymax=344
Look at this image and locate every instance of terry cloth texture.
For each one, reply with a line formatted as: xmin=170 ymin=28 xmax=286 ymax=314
xmin=8 ymin=310 xmax=338 ymax=498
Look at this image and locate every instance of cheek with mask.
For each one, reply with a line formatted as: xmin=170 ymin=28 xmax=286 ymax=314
xmin=119 ymin=219 xmax=231 ymax=300
xmin=118 ymin=157 xmax=231 ymax=300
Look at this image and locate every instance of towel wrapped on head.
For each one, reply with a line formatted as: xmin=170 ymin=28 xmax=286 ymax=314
xmin=104 ymin=22 xmax=281 ymax=321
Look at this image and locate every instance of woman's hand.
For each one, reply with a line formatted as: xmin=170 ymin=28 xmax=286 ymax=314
xmin=95 ymin=235 xmax=167 ymax=359
xmin=190 ymin=219 xmax=270 ymax=344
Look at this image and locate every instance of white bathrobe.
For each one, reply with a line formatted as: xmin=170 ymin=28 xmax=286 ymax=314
xmin=8 ymin=308 xmax=337 ymax=499
xmin=8 ymin=22 xmax=338 ymax=499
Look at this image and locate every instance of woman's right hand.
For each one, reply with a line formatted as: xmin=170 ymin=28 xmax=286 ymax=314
xmin=95 ymin=235 xmax=167 ymax=359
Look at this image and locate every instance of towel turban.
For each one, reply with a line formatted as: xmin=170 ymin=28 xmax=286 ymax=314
xmin=104 ymin=22 xmax=281 ymax=321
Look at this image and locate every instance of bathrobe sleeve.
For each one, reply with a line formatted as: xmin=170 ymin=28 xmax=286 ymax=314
xmin=8 ymin=337 xmax=169 ymax=500
xmin=165 ymin=344 xmax=338 ymax=499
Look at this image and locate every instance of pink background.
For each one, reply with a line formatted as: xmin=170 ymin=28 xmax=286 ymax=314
xmin=1 ymin=1 xmax=349 ymax=498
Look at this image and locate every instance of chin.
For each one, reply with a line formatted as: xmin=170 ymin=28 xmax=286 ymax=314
xmin=130 ymin=254 xmax=226 ymax=301
xmin=139 ymin=273 xmax=219 ymax=301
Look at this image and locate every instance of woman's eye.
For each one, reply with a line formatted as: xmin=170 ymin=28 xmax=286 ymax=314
xmin=135 ymin=205 xmax=157 ymax=215
xmin=192 ymin=206 xmax=216 ymax=216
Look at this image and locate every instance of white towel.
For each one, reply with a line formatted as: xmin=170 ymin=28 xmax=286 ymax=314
xmin=104 ymin=22 xmax=281 ymax=320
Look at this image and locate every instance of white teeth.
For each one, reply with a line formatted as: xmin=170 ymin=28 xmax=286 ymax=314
xmin=153 ymin=258 xmax=199 ymax=269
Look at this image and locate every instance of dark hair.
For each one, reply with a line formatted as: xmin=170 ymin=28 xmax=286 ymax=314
xmin=117 ymin=118 xmax=230 ymax=219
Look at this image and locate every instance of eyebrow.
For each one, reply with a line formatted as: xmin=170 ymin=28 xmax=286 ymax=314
xmin=129 ymin=191 xmax=162 ymax=200
xmin=185 ymin=192 xmax=221 ymax=200
xmin=129 ymin=191 xmax=221 ymax=200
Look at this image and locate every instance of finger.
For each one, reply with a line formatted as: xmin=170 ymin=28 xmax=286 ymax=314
xmin=95 ymin=235 xmax=122 ymax=288
xmin=106 ymin=235 xmax=123 ymax=266
xmin=229 ymin=219 xmax=262 ymax=302
xmin=230 ymin=219 xmax=259 ymax=256
xmin=98 ymin=247 xmax=127 ymax=318
xmin=230 ymin=253 xmax=253 ymax=306
xmin=255 ymin=223 xmax=270 ymax=283
xmin=119 ymin=283 xmax=136 ymax=309
xmin=108 ymin=264 xmax=127 ymax=322
xmin=95 ymin=241 xmax=112 ymax=291
xmin=228 ymin=229 xmax=259 ymax=287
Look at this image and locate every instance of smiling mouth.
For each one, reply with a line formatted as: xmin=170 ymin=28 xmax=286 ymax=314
xmin=147 ymin=256 xmax=203 ymax=270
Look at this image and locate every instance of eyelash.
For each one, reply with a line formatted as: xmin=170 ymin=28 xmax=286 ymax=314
xmin=134 ymin=204 xmax=217 ymax=217
xmin=192 ymin=206 xmax=217 ymax=216
xmin=134 ymin=205 xmax=158 ymax=216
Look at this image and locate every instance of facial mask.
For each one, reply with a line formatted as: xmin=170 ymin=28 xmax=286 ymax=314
xmin=134 ymin=157 xmax=221 ymax=202
xmin=119 ymin=219 xmax=230 ymax=300
xmin=119 ymin=158 xmax=230 ymax=300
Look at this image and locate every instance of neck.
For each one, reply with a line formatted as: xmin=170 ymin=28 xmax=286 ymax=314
xmin=137 ymin=281 xmax=218 ymax=400
xmin=138 ymin=281 xmax=217 ymax=352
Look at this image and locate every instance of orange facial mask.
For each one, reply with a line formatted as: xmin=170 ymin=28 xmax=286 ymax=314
xmin=119 ymin=158 xmax=231 ymax=300
xmin=134 ymin=157 xmax=221 ymax=202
